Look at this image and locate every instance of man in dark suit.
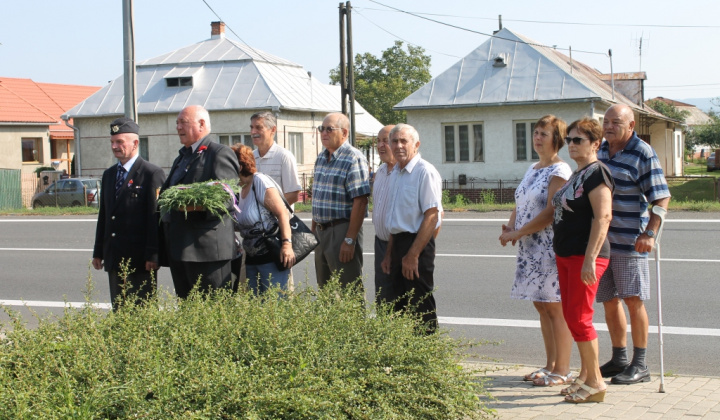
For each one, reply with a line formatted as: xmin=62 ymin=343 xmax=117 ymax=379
xmin=160 ymin=105 xmax=240 ymax=298
xmin=93 ymin=117 xmax=166 ymax=310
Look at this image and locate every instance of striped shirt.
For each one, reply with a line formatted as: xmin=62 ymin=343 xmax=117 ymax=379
xmin=371 ymin=162 xmax=396 ymax=241
xmin=312 ymin=141 xmax=370 ymax=224
xmin=598 ymin=132 xmax=671 ymax=256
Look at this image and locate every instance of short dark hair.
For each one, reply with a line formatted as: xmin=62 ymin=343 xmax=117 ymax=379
xmin=231 ymin=144 xmax=256 ymax=177
xmin=568 ymin=117 xmax=603 ymax=144
xmin=535 ymin=115 xmax=567 ymax=152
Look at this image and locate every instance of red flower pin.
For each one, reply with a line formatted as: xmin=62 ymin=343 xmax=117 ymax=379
xmin=128 ymin=179 xmax=134 ymax=187
xmin=198 ymin=145 xmax=208 ymax=154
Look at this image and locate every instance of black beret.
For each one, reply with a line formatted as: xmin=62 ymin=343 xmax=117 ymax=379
xmin=110 ymin=117 xmax=139 ymax=135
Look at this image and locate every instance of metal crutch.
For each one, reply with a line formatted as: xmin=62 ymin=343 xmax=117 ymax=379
xmin=651 ymin=205 xmax=668 ymax=393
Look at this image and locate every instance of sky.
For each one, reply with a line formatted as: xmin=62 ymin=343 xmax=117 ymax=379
xmin=2 ymin=0 xmax=720 ymax=107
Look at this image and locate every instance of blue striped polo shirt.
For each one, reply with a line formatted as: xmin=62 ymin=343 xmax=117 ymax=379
xmin=598 ymin=132 xmax=671 ymax=256
xmin=312 ymin=141 xmax=370 ymax=224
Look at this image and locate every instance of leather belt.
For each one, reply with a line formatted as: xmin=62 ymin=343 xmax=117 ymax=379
xmin=316 ymin=218 xmax=349 ymax=231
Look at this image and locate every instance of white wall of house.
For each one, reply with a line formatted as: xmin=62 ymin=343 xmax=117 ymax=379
xmin=74 ymin=110 xmax=330 ymax=178
xmin=406 ymin=102 xmax=599 ymax=181
xmin=0 ymin=125 xmax=50 ymax=173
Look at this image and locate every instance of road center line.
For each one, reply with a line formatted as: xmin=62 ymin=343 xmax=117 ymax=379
xmin=0 ymin=300 xmax=715 ymax=337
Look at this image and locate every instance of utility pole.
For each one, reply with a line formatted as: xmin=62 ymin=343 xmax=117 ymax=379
xmin=122 ymin=0 xmax=138 ymax=122
xmin=338 ymin=1 xmax=356 ymax=146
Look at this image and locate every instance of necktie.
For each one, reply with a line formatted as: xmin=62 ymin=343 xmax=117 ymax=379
xmin=115 ymin=165 xmax=126 ymax=197
xmin=169 ymin=147 xmax=193 ymax=186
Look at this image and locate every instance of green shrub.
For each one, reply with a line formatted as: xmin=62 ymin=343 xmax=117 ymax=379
xmin=479 ymin=190 xmax=496 ymax=205
xmin=453 ymin=193 xmax=468 ymax=206
xmin=0 ymin=278 xmax=490 ymax=419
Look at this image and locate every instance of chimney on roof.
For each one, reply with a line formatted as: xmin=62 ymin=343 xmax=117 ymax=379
xmin=211 ymin=21 xmax=225 ymax=39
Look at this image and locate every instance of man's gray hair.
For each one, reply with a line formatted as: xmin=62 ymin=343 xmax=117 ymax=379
xmin=251 ymin=111 xmax=277 ymax=129
xmin=389 ymin=123 xmax=420 ymax=144
xmin=194 ymin=105 xmax=212 ymax=132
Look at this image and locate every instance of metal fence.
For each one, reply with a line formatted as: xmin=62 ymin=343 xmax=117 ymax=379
xmin=295 ymin=173 xmax=522 ymax=205
xmin=0 ymin=169 xmax=22 ymax=209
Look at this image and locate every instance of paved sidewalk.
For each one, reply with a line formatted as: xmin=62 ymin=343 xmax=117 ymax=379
xmin=477 ymin=363 xmax=720 ymax=419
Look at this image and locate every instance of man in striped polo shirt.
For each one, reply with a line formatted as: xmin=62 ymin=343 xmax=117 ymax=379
xmin=596 ymin=104 xmax=671 ymax=385
xmin=311 ymin=112 xmax=371 ymax=290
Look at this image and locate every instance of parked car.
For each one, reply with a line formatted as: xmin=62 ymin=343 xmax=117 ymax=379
xmin=32 ymin=178 xmax=101 ymax=208
xmin=707 ymin=152 xmax=717 ymax=172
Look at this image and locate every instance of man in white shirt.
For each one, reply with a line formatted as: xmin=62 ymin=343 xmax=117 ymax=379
xmin=371 ymin=125 xmax=396 ymax=304
xmin=251 ymin=111 xmax=302 ymax=204
xmin=381 ymin=124 xmax=443 ymax=333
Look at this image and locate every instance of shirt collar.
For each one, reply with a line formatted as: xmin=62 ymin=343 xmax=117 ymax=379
xmin=255 ymin=142 xmax=278 ymax=159
xmin=397 ymin=153 xmax=422 ymax=174
xmin=119 ymin=153 xmax=139 ymax=172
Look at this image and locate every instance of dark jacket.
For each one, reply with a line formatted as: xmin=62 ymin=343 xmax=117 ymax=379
xmin=93 ymin=156 xmax=166 ymax=272
xmin=160 ymin=136 xmax=240 ymax=263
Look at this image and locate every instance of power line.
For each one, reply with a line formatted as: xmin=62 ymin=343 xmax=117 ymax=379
xmin=365 ymin=0 xmax=607 ymax=56
xmin=647 ymin=83 xmax=720 ymax=88
xmin=360 ymin=6 xmax=720 ymax=29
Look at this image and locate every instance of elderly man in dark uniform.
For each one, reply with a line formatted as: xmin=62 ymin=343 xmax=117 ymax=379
xmin=92 ymin=117 xmax=166 ymax=310
xmin=160 ymin=105 xmax=240 ymax=298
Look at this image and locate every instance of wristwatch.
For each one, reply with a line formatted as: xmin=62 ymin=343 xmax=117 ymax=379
xmin=344 ymin=237 xmax=355 ymax=246
xmin=644 ymin=230 xmax=655 ymax=238
xmin=282 ymin=238 xmax=292 ymax=244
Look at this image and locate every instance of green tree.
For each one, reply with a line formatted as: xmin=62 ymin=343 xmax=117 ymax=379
xmin=690 ymin=110 xmax=720 ymax=150
xmin=330 ymin=41 xmax=431 ymax=125
xmin=646 ymin=99 xmax=690 ymax=122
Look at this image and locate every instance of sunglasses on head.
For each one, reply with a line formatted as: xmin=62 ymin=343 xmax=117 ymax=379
xmin=565 ymin=136 xmax=588 ymax=145
xmin=317 ymin=126 xmax=342 ymax=133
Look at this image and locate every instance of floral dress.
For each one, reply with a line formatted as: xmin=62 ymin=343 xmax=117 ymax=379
xmin=510 ymin=162 xmax=572 ymax=302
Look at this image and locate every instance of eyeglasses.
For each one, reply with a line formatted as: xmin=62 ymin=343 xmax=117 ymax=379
xmin=565 ymin=136 xmax=588 ymax=145
xmin=317 ymin=126 xmax=342 ymax=133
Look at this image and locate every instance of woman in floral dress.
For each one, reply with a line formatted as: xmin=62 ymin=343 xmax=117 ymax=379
xmin=499 ymin=115 xmax=573 ymax=386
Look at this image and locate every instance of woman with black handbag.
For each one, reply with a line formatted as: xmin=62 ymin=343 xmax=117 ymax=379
xmin=231 ymin=144 xmax=295 ymax=295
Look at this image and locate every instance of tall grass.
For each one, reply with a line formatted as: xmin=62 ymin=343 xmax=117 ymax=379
xmin=0 ymin=276 xmax=491 ymax=419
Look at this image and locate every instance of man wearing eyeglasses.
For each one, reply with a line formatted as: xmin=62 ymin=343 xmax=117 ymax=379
xmin=311 ymin=112 xmax=371 ymax=290
xmin=596 ymin=104 xmax=671 ymax=385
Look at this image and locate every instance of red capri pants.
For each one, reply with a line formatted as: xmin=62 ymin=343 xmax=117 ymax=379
xmin=556 ymin=255 xmax=610 ymax=342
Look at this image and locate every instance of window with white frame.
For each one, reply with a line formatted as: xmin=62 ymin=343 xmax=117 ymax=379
xmin=21 ymin=138 xmax=42 ymax=163
xmin=288 ymin=132 xmax=304 ymax=164
xmin=442 ymin=123 xmax=484 ymax=163
xmin=514 ymin=121 xmax=539 ymax=161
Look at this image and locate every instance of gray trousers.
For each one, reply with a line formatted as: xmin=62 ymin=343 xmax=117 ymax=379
xmin=315 ymin=223 xmax=364 ymax=290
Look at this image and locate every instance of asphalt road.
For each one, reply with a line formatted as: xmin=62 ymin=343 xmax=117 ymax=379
xmin=1 ymin=211 xmax=719 ymax=377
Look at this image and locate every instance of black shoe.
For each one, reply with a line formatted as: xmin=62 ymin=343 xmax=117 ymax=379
xmin=611 ymin=365 xmax=650 ymax=385
xmin=600 ymin=360 xmax=629 ymax=378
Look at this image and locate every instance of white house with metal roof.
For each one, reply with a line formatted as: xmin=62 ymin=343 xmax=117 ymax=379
xmin=394 ymin=27 xmax=684 ymax=185
xmin=64 ymin=22 xmax=382 ymax=178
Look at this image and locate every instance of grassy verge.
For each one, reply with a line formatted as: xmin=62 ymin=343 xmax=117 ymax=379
xmin=0 ymin=277 xmax=492 ymax=419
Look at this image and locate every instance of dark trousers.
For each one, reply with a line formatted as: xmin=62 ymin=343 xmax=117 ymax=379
xmin=169 ymin=259 xmax=232 ymax=299
xmin=374 ymin=236 xmax=394 ymax=304
xmin=108 ymin=269 xmax=156 ymax=311
xmin=389 ymin=232 xmax=438 ymax=333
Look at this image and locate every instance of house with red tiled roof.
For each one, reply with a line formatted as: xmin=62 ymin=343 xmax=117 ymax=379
xmin=0 ymin=77 xmax=100 ymax=174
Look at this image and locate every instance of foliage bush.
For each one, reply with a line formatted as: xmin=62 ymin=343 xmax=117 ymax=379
xmin=0 ymin=278 xmax=491 ymax=419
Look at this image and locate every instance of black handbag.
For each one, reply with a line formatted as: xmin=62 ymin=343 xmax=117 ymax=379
xmin=253 ymin=177 xmax=318 ymax=271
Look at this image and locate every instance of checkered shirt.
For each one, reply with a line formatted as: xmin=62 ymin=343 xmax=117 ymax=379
xmin=312 ymin=141 xmax=370 ymax=224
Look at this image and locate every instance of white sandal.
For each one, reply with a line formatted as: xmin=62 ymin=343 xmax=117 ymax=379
xmin=523 ymin=367 xmax=550 ymax=381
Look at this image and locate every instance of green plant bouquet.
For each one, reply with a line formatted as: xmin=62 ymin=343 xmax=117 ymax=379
xmin=158 ymin=179 xmax=240 ymax=220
